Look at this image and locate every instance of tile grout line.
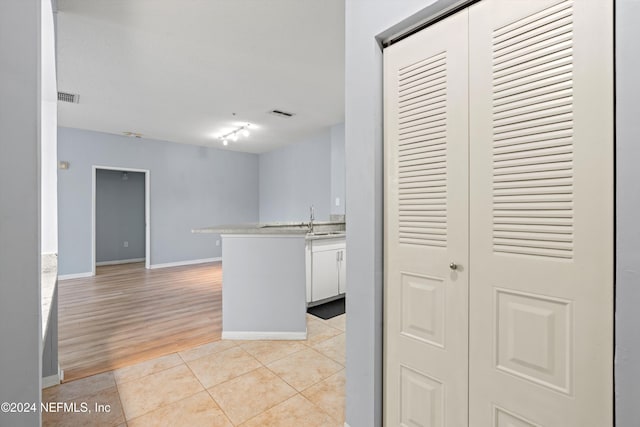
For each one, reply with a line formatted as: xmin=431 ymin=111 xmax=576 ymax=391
xmin=61 ymin=336 xmax=222 ymax=383
xmin=185 ymin=345 xmax=275 ymax=426
xmin=118 ymin=363 xmax=205 ymax=423
xmin=208 ymin=363 xmax=298 ymax=426
xmin=298 ymin=391 xmax=344 ymax=425
xmin=112 ymin=374 xmax=128 ymax=427
xmin=262 ymin=346 xmax=343 ymax=395
xmin=113 ymin=352 xmax=184 ymax=386
xmin=300 ymin=368 xmax=347 ymax=424
xmin=42 ymin=373 xmax=126 ymax=427
xmin=176 ymin=340 xmax=240 ymax=365
xmin=237 ymin=393 xmax=304 ymax=427
xmin=240 ymin=342 xmax=309 ymax=365
xmin=197 ymin=346 xmax=264 ymax=390
xmin=204 ymin=388 xmax=237 ymax=427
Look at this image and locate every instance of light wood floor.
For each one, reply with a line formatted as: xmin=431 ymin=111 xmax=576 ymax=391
xmin=58 ymin=262 xmax=221 ymax=382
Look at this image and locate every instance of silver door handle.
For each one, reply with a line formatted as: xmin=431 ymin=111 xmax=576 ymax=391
xmin=449 ymin=262 xmax=458 ymax=270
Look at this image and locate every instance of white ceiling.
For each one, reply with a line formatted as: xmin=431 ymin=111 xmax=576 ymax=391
xmin=56 ymin=0 xmax=345 ymax=153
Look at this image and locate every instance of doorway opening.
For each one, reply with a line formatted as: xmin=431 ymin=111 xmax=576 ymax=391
xmin=91 ymin=165 xmax=150 ymax=275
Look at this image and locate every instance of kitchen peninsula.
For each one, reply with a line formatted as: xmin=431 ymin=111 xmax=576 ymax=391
xmin=193 ymin=221 xmax=345 ymax=340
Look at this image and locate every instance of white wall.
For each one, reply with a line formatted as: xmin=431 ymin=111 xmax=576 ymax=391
xmin=344 ymin=2 xmax=438 ymax=426
xmin=0 ymin=0 xmax=44 ymax=425
xmin=58 ymin=127 xmax=260 ymax=275
xmin=41 ymin=0 xmax=59 ymax=383
xmin=41 ymin=0 xmax=57 ymax=255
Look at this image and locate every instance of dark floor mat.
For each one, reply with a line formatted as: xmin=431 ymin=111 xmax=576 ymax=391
xmin=307 ymin=297 xmax=345 ymax=320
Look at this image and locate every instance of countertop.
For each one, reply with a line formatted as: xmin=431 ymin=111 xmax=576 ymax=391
xmin=41 ymin=253 xmax=58 ymax=340
xmin=305 ymin=232 xmax=346 ymax=241
xmin=193 ymin=221 xmax=346 ymax=237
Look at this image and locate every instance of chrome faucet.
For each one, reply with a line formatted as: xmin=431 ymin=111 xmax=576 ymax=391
xmin=308 ymin=205 xmax=315 ymax=233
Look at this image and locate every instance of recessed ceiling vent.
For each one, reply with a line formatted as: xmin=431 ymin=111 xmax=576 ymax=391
xmin=58 ymin=92 xmax=79 ymax=103
xmin=269 ymin=109 xmax=294 ymax=118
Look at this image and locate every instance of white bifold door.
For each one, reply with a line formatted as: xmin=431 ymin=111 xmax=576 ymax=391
xmin=383 ymin=9 xmax=470 ymax=427
xmin=383 ymin=1 xmax=614 ymax=426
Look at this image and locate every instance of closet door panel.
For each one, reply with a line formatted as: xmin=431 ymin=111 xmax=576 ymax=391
xmin=384 ymin=10 xmax=469 ymax=427
xmin=469 ymin=1 xmax=614 ymax=426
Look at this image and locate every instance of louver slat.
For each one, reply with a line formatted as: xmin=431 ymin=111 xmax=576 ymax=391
xmin=492 ymin=1 xmax=574 ymax=259
xmin=398 ymin=52 xmax=447 ymax=247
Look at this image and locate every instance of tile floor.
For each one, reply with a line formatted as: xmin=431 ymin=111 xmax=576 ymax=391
xmin=42 ymin=313 xmax=346 ymax=427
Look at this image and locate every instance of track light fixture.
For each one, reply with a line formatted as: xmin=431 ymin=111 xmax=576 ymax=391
xmin=219 ymin=123 xmax=251 ymax=145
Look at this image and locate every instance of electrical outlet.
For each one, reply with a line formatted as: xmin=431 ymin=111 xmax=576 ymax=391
xmin=216 ymin=240 xmax=220 ymax=246
xmin=123 ymin=241 xmax=129 ymax=248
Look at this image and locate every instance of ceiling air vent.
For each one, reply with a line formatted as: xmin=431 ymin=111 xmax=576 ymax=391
xmin=269 ymin=109 xmax=294 ymax=118
xmin=58 ymin=92 xmax=79 ymax=103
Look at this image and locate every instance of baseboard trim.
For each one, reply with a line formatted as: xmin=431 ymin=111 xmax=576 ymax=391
xmin=221 ymin=330 xmax=307 ymax=340
xmin=96 ymin=258 xmax=145 ymax=266
xmin=149 ymin=257 xmax=221 ymax=269
xmin=42 ymin=373 xmax=60 ymax=389
xmin=58 ymin=271 xmax=93 ymax=280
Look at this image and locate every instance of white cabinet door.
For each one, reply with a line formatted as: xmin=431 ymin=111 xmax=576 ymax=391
xmin=338 ymin=249 xmax=346 ymax=294
xmin=311 ymin=248 xmax=339 ymax=302
xmin=305 ymin=242 xmax=312 ymax=303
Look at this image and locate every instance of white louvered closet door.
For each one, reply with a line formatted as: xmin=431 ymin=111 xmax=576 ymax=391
xmin=468 ymin=1 xmax=614 ymax=426
xmin=384 ymin=10 xmax=469 ymax=427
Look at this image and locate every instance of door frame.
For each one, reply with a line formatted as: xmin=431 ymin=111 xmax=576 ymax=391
xmin=91 ymin=165 xmax=151 ymax=275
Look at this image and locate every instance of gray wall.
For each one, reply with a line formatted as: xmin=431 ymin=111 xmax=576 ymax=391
xmin=259 ymin=127 xmax=333 ymax=222
xmin=331 ymin=122 xmax=346 ymax=216
xmin=259 ymin=123 xmax=346 ymax=223
xmin=58 ymin=127 xmax=259 ymax=275
xmin=344 ymin=1 xmax=437 ymax=426
xmin=96 ymin=169 xmax=146 ymax=263
xmin=221 ymin=236 xmax=307 ymax=334
xmin=42 ymin=287 xmax=58 ymax=378
xmin=615 ymin=0 xmax=640 ymax=424
xmin=0 ymin=0 xmax=42 ymax=425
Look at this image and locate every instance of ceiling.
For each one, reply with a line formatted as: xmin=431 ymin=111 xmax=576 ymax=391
xmin=56 ymin=0 xmax=345 ymax=153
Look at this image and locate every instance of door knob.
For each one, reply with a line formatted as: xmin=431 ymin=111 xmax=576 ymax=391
xmin=449 ymin=262 xmax=458 ymax=270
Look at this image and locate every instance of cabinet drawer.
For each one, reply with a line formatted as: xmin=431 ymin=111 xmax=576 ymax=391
xmin=310 ymin=238 xmax=345 ymax=253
